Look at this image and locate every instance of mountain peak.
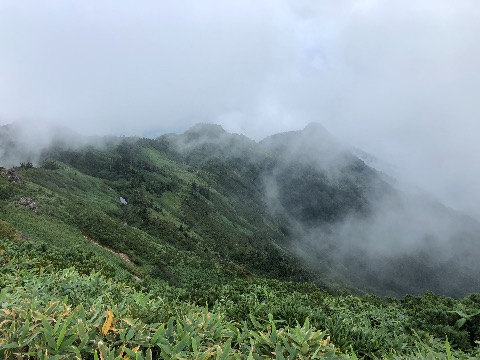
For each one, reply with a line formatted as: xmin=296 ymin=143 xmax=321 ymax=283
xmin=303 ymin=122 xmax=328 ymax=132
xmin=260 ymin=122 xmax=338 ymax=155
xmin=301 ymin=122 xmax=333 ymax=140
xmin=185 ymin=123 xmax=226 ymax=137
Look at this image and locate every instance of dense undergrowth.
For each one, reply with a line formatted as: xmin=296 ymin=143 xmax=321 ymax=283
xmin=1 ymin=127 xmax=480 ymax=358
xmin=1 ymin=237 xmax=480 ymax=359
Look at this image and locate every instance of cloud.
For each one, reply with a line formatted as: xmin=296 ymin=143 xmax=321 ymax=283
xmin=0 ymin=0 xmax=297 ymax=135
xmin=1 ymin=1 xmax=479 ymax=218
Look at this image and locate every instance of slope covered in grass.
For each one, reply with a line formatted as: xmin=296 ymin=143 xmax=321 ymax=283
xmin=1 ymin=236 xmax=480 ymax=359
xmin=1 ymin=123 xmax=480 ymax=358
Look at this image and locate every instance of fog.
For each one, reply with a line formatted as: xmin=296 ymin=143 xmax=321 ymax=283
xmin=0 ymin=120 xmax=117 ymax=167
xmin=1 ymin=1 xmax=480 ymax=218
xmin=258 ymin=123 xmax=480 ymax=296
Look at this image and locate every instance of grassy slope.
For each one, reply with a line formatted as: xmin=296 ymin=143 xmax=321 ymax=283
xmin=1 ymin=236 xmax=480 ymax=359
xmin=0 ymin=133 xmax=480 ymax=358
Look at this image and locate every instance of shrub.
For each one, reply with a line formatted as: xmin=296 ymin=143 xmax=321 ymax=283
xmin=0 ymin=220 xmax=15 ymax=240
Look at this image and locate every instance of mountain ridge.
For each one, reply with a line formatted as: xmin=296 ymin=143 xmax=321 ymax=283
xmin=2 ymin=121 xmax=480 ymax=357
xmin=1 ymin=122 xmax=480 ymax=297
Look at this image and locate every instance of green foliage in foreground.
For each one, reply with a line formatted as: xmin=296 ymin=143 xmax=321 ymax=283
xmin=1 ymin=133 xmax=480 ymax=359
xmin=1 ymin=239 xmax=480 ymax=359
xmin=0 ymin=240 xmax=345 ymax=359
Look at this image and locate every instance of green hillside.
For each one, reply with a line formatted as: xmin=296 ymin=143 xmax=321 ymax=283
xmin=1 ymin=123 xmax=480 ymax=359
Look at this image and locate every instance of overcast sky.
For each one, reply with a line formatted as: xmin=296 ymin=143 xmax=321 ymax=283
xmin=1 ymin=0 xmax=480 ymax=218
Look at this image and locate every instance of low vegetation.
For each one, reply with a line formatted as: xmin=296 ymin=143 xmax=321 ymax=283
xmin=1 ymin=238 xmax=480 ymax=359
xmin=1 ymin=126 xmax=479 ymax=358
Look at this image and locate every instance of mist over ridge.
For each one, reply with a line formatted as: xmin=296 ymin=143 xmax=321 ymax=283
xmin=2 ymin=2 xmax=480 ymax=356
xmin=154 ymin=121 xmax=480 ymax=297
xmin=1 ymin=1 xmax=480 ymax=220
xmin=4 ymin=120 xmax=478 ymax=297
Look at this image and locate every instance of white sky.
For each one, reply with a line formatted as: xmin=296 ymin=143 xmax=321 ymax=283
xmin=1 ymin=0 xmax=480 ymax=218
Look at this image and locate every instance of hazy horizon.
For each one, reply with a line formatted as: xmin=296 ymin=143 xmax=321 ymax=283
xmin=1 ymin=1 xmax=480 ymax=219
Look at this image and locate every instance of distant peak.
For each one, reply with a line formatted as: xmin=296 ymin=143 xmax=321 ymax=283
xmin=182 ymin=123 xmax=228 ymax=144
xmin=186 ymin=123 xmax=226 ymax=135
xmin=303 ymin=122 xmax=329 ymax=134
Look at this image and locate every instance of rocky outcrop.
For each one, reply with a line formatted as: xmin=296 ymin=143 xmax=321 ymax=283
xmin=0 ymin=168 xmax=23 ymax=184
xmin=16 ymin=196 xmax=39 ymax=213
